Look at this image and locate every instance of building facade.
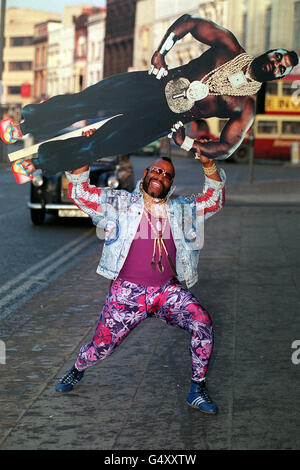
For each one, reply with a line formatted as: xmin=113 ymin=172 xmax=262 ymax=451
xmin=86 ymin=10 xmax=106 ymax=87
xmin=2 ymin=8 xmax=61 ymax=115
xmin=33 ymin=20 xmax=61 ymax=102
xmin=47 ymin=23 xmax=75 ymax=97
xmin=73 ymin=13 xmax=89 ymax=93
xmin=133 ymin=0 xmax=224 ymax=71
xmin=2 ymin=1 xmax=298 ymax=120
xmin=234 ymin=0 xmax=300 ymax=56
xmin=133 ymin=0 xmax=300 ymax=71
xmin=104 ymin=0 xmax=137 ymax=77
xmin=73 ymin=8 xmax=105 ymax=92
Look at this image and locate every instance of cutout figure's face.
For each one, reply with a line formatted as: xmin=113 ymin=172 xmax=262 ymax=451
xmin=251 ymin=49 xmax=294 ymax=82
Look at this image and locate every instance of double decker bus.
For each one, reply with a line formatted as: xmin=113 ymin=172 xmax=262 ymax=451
xmin=254 ymin=71 xmax=300 ymax=159
xmin=196 ymin=69 xmax=300 ymax=163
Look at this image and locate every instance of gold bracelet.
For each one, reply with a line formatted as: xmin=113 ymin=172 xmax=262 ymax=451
xmin=203 ymin=162 xmax=217 ymax=176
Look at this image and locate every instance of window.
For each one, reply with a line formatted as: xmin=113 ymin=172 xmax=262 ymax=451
xmin=77 ymin=36 xmax=86 ymax=58
xmin=282 ymin=82 xmax=294 ymax=96
xmin=293 ymin=1 xmax=300 ymax=52
xmin=8 ymin=86 xmax=21 ymax=95
xmin=9 ymin=61 xmax=32 ymax=71
xmin=90 ymin=42 xmax=95 ymax=60
xmin=282 ymin=121 xmax=300 ymax=135
xmin=257 ymin=120 xmax=278 ymax=134
xmin=35 ymin=47 xmax=40 ymax=66
xmin=142 ymin=27 xmax=149 ymax=50
xmin=264 ymin=7 xmax=272 ymax=51
xmin=265 ymin=82 xmax=278 ymax=96
xmin=218 ymin=119 xmax=228 ymax=133
xmin=10 ymin=36 xmax=33 ymax=47
xmin=42 ymin=46 xmax=47 ymax=66
xmin=97 ymin=41 xmax=102 ymax=60
xmin=242 ymin=13 xmax=247 ymax=48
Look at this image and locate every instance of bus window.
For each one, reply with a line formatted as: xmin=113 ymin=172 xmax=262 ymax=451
xmin=282 ymin=82 xmax=294 ymax=96
xmin=218 ymin=119 xmax=228 ymax=133
xmin=282 ymin=121 xmax=300 ymax=134
xmin=257 ymin=120 xmax=278 ymax=134
xmin=265 ymin=82 xmax=278 ymax=96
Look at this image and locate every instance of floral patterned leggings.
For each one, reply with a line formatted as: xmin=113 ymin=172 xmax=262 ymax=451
xmin=75 ymin=278 xmax=213 ymax=381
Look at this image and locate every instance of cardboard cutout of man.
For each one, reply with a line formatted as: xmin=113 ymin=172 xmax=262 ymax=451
xmin=1 ymin=14 xmax=298 ymax=180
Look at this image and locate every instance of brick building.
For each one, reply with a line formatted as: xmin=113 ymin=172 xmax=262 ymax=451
xmin=103 ymin=0 xmax=137 ymax=77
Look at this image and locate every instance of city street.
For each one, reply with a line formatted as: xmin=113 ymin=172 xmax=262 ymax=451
xmin=1 ymin=0 xmax=299 ymax=456
xmin=0 ymin=151 xmax=300 ymax=451
xmin=1 ymin=151 xmax=299 ymax=320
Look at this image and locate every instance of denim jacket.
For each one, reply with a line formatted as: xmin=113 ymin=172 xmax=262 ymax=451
xmin=66 ymin=168 xmax=226 ymax=288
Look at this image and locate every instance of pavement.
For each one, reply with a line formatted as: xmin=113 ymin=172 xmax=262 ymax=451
xmin=0 ymin=175 xmax=299 ymax=452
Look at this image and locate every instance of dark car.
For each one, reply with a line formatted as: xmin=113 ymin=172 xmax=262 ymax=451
xmin=136 ymin=139 xmax=161 ymax=156
xmin=28 ymin=154 xmax=135 ymax=225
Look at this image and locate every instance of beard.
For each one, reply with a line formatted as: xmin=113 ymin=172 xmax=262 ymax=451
xmin=251 ymin=49 xmax=292 ymax=82
xmin=142 ymin=177 xmax=170 ymax=199
xmin=251 ymin=53 xmax=276 ymax=82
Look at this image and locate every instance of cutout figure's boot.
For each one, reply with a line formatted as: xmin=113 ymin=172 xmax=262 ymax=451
xmin=0 ymin=119 xmax=23 ymax=144
xmin=11 ymin=158 xmax=36 ymax=184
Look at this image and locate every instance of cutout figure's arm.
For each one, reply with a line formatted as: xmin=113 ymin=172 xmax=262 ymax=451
xmin=170 ymin=99 xmax=255 ymax=160
xmin=150 ymin=14 xmax=242 ymax=78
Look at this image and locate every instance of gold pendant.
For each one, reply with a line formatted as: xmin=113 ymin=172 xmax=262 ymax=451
xmin=151 ymin=238 xmax=157 ymax=270
xmin=165 ymin=77 xmax=194 ymax=113
xmin=186 ymin=81 xmax=209 ymax=101
xmin=229 ymin=71 xmax=247 ymax=88
xmin=158 ymin=261 xmax=164 ymax=273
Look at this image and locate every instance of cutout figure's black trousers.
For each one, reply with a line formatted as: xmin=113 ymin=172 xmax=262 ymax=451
xmin=20 ymin=71 xmax=177 ymax=176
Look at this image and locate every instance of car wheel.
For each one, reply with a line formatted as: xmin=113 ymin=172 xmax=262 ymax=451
xmin=31 ymin=208 xmax=46 ymax=225
xmin=232 ymin=145 xmax=250 ymax=163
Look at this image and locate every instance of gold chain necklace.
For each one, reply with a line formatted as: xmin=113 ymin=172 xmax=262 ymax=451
xmin=165 ymin=53 xmax=262 ymax=114
xmin=142 ymin=188 xmax=167 ymax=218
xmin=201 ymin=53 xmax=262 ymax=97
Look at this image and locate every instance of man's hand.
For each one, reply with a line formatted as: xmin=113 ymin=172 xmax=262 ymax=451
xmin=149 ymin=51 xmax=169 ymax=79
xmin=168 ymin=121 xmax=214 ymax=165
xmin=82 ymin=128 xmax=96 ymax=138
xmin=194 ymin=147 xmax=214 ymax=165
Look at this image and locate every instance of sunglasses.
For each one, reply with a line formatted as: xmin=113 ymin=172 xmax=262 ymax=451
xmin=146 ymin=167 xmax=174 ymax=182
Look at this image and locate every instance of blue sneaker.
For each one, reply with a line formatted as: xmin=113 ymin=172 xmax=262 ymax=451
xmin=186 ymin=380 xmax=218 ymax=414
xmin=56 ymin=365 xmax=84 ymax=392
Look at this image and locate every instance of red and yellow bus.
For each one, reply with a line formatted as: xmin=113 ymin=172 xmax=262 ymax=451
xmin=201 ymin=72 xmax=300 ymax=162
xmin=252 ymin=113 xmax=300 ymax=160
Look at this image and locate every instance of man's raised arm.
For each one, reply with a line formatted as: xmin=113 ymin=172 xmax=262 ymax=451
xmin=150 ymin=14 xmax=242 ymax=79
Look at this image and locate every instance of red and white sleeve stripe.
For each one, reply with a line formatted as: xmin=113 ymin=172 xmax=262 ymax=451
xmin=196 ymin=185 xmax=225 ymax=219
xmin=68 ymin=180 xmax=105 ymax=219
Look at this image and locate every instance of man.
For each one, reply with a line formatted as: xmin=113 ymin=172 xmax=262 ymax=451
xmin=1 ymin=14 xmax=298 ymax=177
xmin=55 ymin=129 xmax=226 ymax=414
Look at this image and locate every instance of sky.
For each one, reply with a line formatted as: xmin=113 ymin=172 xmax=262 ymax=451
xmin=6 ymin=0 xmax=106 ymax=16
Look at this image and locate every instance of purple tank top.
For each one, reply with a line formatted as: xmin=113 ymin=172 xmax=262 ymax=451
xmin=118 ymin=211 xmax=176 ymax=286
